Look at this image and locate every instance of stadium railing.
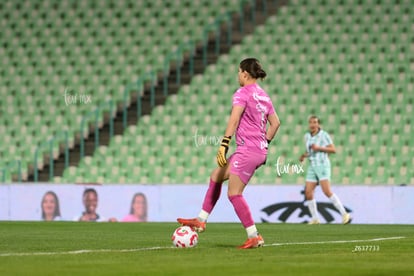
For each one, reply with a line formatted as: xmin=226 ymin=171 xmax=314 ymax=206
xmin=32 ymin=101 xmax=114 ymax=182
xmin=33 ymin=130 xmax=69 ymax=182
xmin=79 ymin=100 xmax=115 ymax=160
xmin=1 ymin=160 xmax=22 ymax=183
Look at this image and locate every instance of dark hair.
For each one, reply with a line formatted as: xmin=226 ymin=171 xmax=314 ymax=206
xmin=83 ymin=188 xmax=98 ymax=198
xmin=308 ymin=115 xmax=321 ymax=124
xmin=129 ymin=192 xmax=147 ymax=221
xmin=41 ymin=191 xmax=61 ymax=220
xmin=239 ymin=58 xmax=267 ymax=80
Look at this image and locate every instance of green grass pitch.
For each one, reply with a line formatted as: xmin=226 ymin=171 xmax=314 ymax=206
xmin=0 ymin=222 xmax=413 ymax=275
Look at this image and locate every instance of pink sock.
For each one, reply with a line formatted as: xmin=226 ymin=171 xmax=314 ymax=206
xmin=201 ymin=178 xmax=222 ymax=213
xmin=228 ymin=195 xmax=254 ymax=228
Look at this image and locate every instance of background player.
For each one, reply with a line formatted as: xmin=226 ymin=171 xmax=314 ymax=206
xmin=299 ymin=115 xmax=351 ymax=224
xmin=178 ymin=58 xmax=281 ymax=249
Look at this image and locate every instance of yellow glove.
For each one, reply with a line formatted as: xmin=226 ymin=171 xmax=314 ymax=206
xmin=216 ymin=136 xmax=231 ymax=167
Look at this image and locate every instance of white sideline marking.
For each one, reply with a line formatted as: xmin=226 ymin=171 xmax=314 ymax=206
xmin=264 ymin=236 xmax=406 ymax=247
xmin=0 ymin=246 xmax=173 ymax=257
xmin=0 ymin=236 xmax=405 ymax=257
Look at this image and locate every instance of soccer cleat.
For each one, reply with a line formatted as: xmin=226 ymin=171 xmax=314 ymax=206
xmin=308 ymin=219 xmax=320 ymax=225
xmin=342 ymin=213 xmax=352 ymax=224
xmin=177 ymin=218 xmax=206 ymax=233
xmin=238 ymin=235 xmax=264 ymax=249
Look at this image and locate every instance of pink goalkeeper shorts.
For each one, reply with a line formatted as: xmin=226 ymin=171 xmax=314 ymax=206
xmin=228 ymin=148 xmax=267 ymax=184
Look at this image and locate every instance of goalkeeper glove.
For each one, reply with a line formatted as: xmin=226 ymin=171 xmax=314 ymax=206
xmin=216 ymin=136 xmax=231 ymax=167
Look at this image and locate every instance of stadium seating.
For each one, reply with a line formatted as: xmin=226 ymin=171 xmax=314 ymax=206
xmin=2 ymin=0 xmax=412 ymax=185
xmin=57 ymin=0 xmax=413 ymax=185
xmin=0 ymin=0 xmax=247 ymax=181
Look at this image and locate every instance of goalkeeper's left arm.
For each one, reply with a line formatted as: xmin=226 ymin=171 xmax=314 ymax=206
xmin=216 ymin=106 xmax=245 ymax=167
xmin=266 ymin=112 xmax=281 ymax=144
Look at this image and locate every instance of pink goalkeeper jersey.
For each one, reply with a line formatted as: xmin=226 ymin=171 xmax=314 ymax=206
xmin=232 ymin=83 xmax=276 ymax=153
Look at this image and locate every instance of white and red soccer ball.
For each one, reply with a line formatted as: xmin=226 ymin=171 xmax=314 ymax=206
xmin=171 ymin=226 xmax=198 ymax=248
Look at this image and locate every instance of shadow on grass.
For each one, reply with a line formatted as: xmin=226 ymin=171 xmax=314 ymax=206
xmin=213 ymin=243 xmax=237 ymax=248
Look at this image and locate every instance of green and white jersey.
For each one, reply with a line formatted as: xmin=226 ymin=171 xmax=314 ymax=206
xmin=304 ymin=129 xmax=333 ymax=167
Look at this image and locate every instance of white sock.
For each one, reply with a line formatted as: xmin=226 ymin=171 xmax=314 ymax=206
xmin=329 ymin=194 xmax=347 ymax=215
xmin=246 ymin=225 xmax=258 ymax=238
xmin=305 ymin=199 xmax=318 ymax=220
xmin=197 ymin=210 xmax=209 ymax=222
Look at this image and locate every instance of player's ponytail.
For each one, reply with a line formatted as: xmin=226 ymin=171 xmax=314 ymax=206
xmin=256 ymin=68 xmax=267 ymax=79
xmin=240 ymin=58 xmax=267 ymax=80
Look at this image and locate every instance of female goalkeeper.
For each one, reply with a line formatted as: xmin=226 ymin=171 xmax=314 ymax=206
xmin=178 ymin=58 xmax=280 ymax=249
xmin=299 ymin=115 xmax=351 ymax=224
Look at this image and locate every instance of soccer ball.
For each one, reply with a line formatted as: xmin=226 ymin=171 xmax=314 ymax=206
xmin=171 ymin=226 xmax=198 ymax=248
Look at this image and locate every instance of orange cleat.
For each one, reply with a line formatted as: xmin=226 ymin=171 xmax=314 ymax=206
xmin=177 ymin=218 xmax=206 ymax=233
xmin=238 ymin=235 xmax=265 ymax=249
